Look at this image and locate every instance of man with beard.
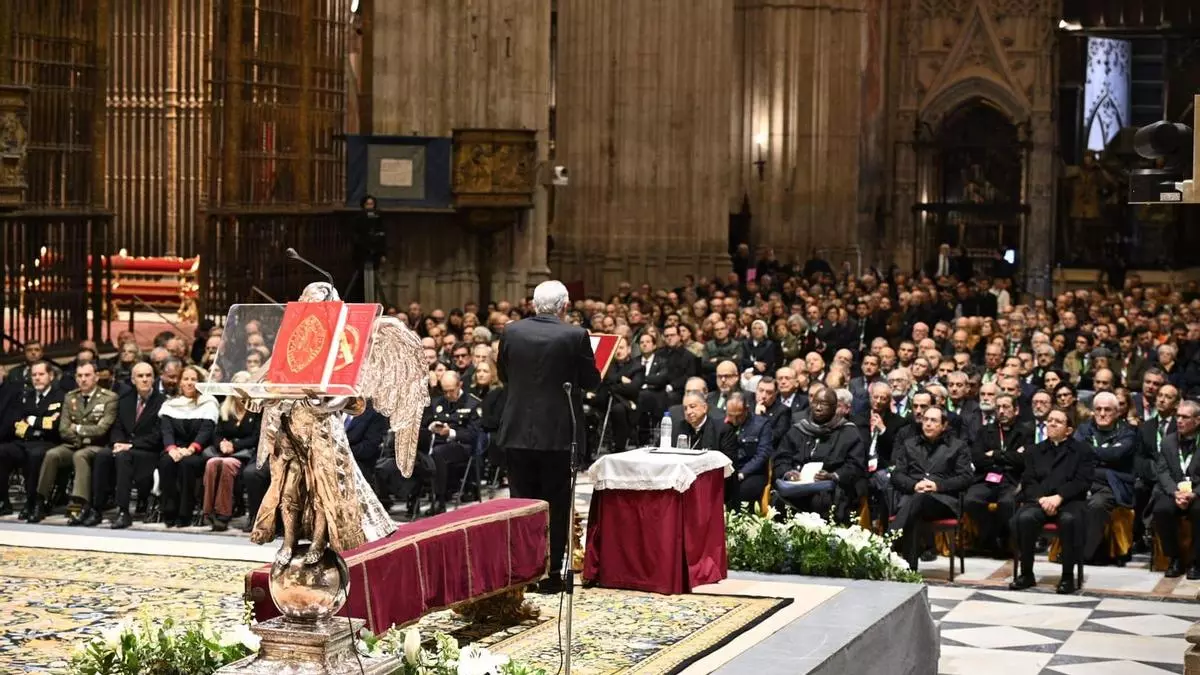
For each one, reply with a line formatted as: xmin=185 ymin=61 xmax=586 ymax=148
xmin=708 ymin=360 xmax=745 ymax=413
xmin=965 ymin=393 xmax=1031 ymax=554
xmin=725 ymin=393 xmax=772 ymax=509
xmin=963 ymin=382 xmax=999 ymax=440
xmin=890 ymin=406 xmax=973 ymax=570
xmin=1075 ymin=391 xmax=1137 ymax=562
xmin=772 ymin=387 xmax=866 ymax=523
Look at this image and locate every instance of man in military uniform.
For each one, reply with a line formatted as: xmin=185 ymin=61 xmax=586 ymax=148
xmin=29 ymin=362 xmax=118 ymax=523
xmin=0 ymin=362 xmax=65 ymax=517
xmin=422 ymin=370 xmax=481 ymax=514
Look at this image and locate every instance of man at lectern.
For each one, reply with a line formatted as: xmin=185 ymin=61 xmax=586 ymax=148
xmin=497 ymin=280 xmax=601 ymax=594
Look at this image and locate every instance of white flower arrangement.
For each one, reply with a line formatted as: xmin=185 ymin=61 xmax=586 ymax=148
xmin=726 ymin=507 xmax=922 ymax=583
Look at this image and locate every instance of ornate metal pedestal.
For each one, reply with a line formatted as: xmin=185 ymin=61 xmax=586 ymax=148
xmin=218 ymin=543 xmax=399 ymax=674
xmin=222 ymin=616 xmax=398 ymax=674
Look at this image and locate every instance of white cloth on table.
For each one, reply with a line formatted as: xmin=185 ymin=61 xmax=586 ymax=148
xmin=587 ymin=448 xmax=734 ymax=493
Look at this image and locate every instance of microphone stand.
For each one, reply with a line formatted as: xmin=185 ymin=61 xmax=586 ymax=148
xmin=561 ymin=382 xmax=580 ymax=675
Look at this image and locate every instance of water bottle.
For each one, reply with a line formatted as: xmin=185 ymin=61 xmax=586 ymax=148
xmin=659 ymin=411 xmax=672 ymax=450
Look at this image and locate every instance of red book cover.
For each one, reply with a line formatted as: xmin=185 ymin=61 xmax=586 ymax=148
xmin=328 ymin=303 xmax=381 ymax=388
xmin=267 ymin=301 xmax=346 ymax=385
xmin=590 ymin=333 xmax=621 ymax=378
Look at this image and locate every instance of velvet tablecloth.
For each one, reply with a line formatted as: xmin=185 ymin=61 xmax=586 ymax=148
xmin=583 ymin=467 xmax=727 ymax=594
xmin=246 ymin=498 xmax=548 ymax=631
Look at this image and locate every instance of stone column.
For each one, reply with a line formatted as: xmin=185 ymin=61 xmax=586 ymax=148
xmin=371 ymin=0 xmax=550 ymax=309
xmin=731 ymin=0 xmax=865 ymax=266
xmin=553 ymin=0 xmax=732 ymax=296
xmin=1025 ymin=113 xmax=1055 ymax=296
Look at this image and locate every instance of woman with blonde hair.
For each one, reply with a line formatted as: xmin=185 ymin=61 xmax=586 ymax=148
xmin=157 ymin=365 xmax=220 ymax=527
xmin=202 ymin=370 xmax=261 ymax=531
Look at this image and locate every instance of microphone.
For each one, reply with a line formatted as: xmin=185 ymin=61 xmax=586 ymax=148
xmin=562 ymin=382 xmax=573 ymax=395
xmin=286 ymin=247 xmax=334 ymax=285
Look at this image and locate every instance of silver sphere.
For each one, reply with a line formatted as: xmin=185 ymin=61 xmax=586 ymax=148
xmin=268 ymin=544 xmax=351 ymax=623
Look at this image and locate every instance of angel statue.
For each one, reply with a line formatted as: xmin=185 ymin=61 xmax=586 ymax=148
xmin=246 ymin=282 xmax=428 ymax=566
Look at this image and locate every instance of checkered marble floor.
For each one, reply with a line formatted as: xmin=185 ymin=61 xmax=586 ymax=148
xmin=932 ymin=586 xmax=1192 ymax=674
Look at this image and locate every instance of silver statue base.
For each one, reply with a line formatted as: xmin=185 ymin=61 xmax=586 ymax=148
xmin=218 ymin=617 xmax=399 ymax=675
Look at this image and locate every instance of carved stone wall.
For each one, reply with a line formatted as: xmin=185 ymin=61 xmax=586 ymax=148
xmin=731 ymin=0 xmax=867 ymax=267
xmin=888 ymin=0 xmax=1058 ymax=292
xmin=370 ymin=0 xmax=550 ymax=309
xmin=0 ymin=86 xmax=29 ymax=209
xmin=551 ymin=0 xmax=732 ymax=296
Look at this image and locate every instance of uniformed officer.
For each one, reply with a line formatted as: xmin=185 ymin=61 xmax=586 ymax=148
xmin=30 ymin=362 xmax=118 ymax=524
xmin=422 ymin=370 xmax=481 ymax=513
xmin=0 ymin=361 xmax=65 ymax=518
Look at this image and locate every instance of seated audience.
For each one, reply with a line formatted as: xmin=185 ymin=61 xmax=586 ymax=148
xmin=34 ymin=362 xmax=119 ymax=524
xmin=1011 ymin=407 xmax=1094 ymax=594
xmin=772 ymin=386 xmax=865 ymax=522
xmin=157 ymin=365 xmax=220 ymax=527
xmin=889 ymin=406 xmax=972 ymax=570
xmin=964 ymin=392 xmax=1030 ymax=554
xmin=0 ymin=362 xmax=65 ymax=519
xmin=1074 ymin=391 xmax=1136 ymax=562
xmin=202 ymin=374 xmax=261 ymax=531
xmin=724 ymin=392 xmax=771 ymax=509
xmin=1152 ymin=400 xmax=1200 ymax=579
xmin=89 ymin=362 xmax=165 ymax=528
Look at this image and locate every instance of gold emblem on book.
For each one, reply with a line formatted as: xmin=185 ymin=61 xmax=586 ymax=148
xmin=286 ymin=315 xmax=327 ymax=374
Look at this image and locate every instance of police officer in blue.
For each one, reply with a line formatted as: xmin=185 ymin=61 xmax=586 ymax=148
xmin=421 ymin=370 xmax=481 ymax=514
xmin=724 ymin=392 xmax=772 ymax=510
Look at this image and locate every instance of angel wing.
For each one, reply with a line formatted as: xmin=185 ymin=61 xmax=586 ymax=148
xmin=359 ymin=315 xmax=429 ymax=478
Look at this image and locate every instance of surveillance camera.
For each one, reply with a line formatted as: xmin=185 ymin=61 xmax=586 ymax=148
xmin=553 ymin=166 xmax=569 ymax=186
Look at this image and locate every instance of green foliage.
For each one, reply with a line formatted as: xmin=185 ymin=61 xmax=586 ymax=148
xmin=726 ymin=507 xmax=923 ymax=583
xmin=67 ymin=614 xmax=253 ymax=675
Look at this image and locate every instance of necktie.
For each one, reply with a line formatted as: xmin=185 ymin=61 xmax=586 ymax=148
xmin=81 ymin=395 xmax=89 ymax=409
xmin=135 ymin=397 xmax=145 ymax=421
xmin=1036 ymin=422 xmax=1045 ymax=443
xmin=344 ymin=414 xmax=353 ymax=430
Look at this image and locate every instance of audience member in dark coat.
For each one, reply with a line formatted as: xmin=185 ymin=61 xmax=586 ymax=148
xmin=1150 ymin=400 xmax=1200 ymax=579
xmin=678 ymin=392 xmax=738 ymax=459
xmin=889 ymin=407 xmax=973 ymax=570
xmin=0 ymin=362 xmax=64 ymax=518
xmin=744 ymin=320 xmax=783 ymax=376
xmin=964 ymin=394 xmax=1030 ymax=553
xmin=753 ymin=377 xmax=792 ymax=447
xmin=1010 ymin=408 xmax=1096 ymax=594
xmin=1073 ymin=392 xmax=1137 ymax=561
xmin=596 ymin=340 xmax=643 ymax=452
xmin=344 ymin=403 xmax=387 ymax=488
xmin=773 ymin=387 xmax=866 ymax=523
xmin=200 ymin=393 xmax=262 ymax=530
xmin=724 ymin=393 xmax=772 ymax=508
xmin=90 ymin=362 xmax=166 ymax=528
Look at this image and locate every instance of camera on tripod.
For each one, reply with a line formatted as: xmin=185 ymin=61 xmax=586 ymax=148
xmin=1129 ymin=95 xmax=1198 ymax=204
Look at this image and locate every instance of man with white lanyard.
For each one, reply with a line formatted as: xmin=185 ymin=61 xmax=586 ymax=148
xmin=1137 ymin=385 xmax=1179 ymax=554
xmin=1151 ymin=400 xmax=1200 ymax=579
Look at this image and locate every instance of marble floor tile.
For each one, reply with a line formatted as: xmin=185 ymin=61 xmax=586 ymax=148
xmin=927 ymin=586 xmax=978 ymax=601
xmin=940 ymin=625 xmax=1063 ymax=649
xmin=1087 ymin=614 xmax=1194 ymax=637
xmin=938 ymin=646 xmax=1054 ymax=675
xmin=940 ymin=601 xmax=1093 ymax=631
xmin=1046 ymin=660 xmax=1180 ymax=674
xmin=974 ymin=590 xmax=1099 ymax=606
xmin=1095 ymin=598 xmax=1200 ymax=619
xmin=1057 ymin=631 xmax=1186 ymax=664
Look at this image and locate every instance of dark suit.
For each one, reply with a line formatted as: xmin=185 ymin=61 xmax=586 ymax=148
xmin=1012 ymin=438 xmax=1096 ymax=579
xmin=678 ymin=415 xmax=738 ymax=459
xmin=345 ymin=405 xmax=387 ymax=488
xmin=0 ymin=386 xmax=66 ymax=507
xmin=729 ymin=414 xmax=772 ymax=505
xmin=758 ymin=399 xmax=792 ymax=448
xmin=635 ymin=352 xmax=672 ymax=432
xmin=965 ymin=421 xmax=1031 ymax=548
xmin=596 ymin=357 xmax=641 ymax=452
xmin=889 ymin=432 xmax=974 ymax=568
xmin=497 ymin=313 xmax=601 ymax=575
xmin=1150 ymin=433 xmax=1200 ymax=562
xmin=91 ymin=390 xmax=166 ymax=512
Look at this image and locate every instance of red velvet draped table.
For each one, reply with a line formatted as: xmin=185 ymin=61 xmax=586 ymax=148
xmin=582 ymin=448 xmax=733 ymax=594
xmin=246 ymin=498 xmax=549 ymax=631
